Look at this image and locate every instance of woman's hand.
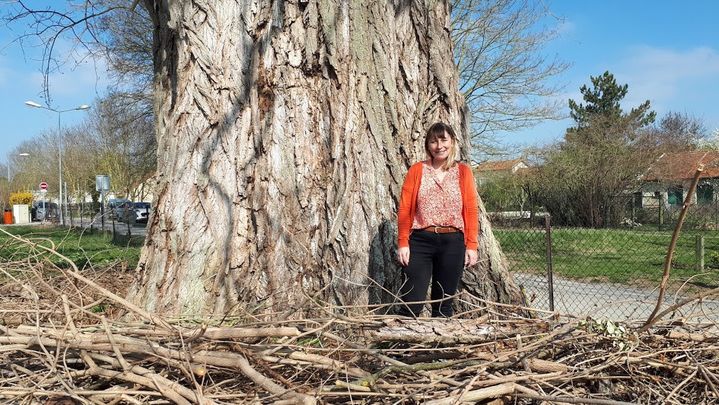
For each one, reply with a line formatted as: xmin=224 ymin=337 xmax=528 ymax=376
xmin=397 ymin=247 xmax=410 ymax=267
xmin=465 ymin=249 xmax=478 ymax=267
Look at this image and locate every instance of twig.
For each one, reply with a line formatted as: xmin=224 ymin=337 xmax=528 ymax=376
xmin=100 ymin=316 xmax=132 ymax=372
xmin=640 ymin=165 xmax=704 ymax=332
xmin=0 ymin=228 xmax=173 ymax=330
xmin=664 ymin=368 xmax=698 ymax=403
xmin=235 ymin=354 xmax=316 ymax=404
xmin=514 ymin=393 xmax=637 ymax=405
xmin=425 ymin=382 xmax=516 ymax=405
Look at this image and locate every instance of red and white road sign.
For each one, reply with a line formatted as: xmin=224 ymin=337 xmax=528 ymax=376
xmin=39 ymin=181 xmax=48 ymax=190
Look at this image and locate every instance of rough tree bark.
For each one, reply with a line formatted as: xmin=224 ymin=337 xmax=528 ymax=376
xmin=128 ymin=0 xmax=523 ymax=317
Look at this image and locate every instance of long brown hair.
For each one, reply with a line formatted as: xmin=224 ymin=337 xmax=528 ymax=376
xmin=424 ymin=122 xmax=460 ymax=170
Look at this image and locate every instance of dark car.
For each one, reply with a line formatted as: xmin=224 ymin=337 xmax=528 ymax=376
xmin=108 ymin=198 xmax=135 ymax=222
xmin=32 ymin=201 xmax=58 ymax=221
xmin=133 ymin=202 xmax=151 ymax=223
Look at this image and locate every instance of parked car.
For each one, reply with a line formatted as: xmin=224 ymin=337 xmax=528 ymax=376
xmin=108 ymin=198 xmax=135 ymax=223
xmin=32 ymin=201 xmax=58 ymax=221
xmin=133 ymin=202 xmax=151 ymax=223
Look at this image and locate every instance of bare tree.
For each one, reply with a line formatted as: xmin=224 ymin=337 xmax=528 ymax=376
xmin=91 ymin=1 xmax=153 ymax=92
xmin=7 ymin=1 xmax=523 ymax=318
xmin=645 ymin=111 xmax=706 ymax=151
xmin=62 ymin=124 xmax=103 ymax=203
xmin=0 ymin=163 xmax=9 ymax=210
xmin=6 ymin=134 xmax=57 ymax=197
xmin=451 ymin=0 xmax=568 ymax=151
xmin=4 ymin=1 xmax=123 ymax=105
xmin=87 ymin=92 xmax=156 ymax=199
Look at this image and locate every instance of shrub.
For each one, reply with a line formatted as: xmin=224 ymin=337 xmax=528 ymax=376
xmin=9 ymin=192 xmax=33 ymax=205
xmin=708 ymin=251 xmax=719 ymax=269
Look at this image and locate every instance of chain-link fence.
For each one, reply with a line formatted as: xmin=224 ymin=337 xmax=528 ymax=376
xmin=492 ymin=200 xmax=719 ymax=321
xmin=44 ymin=202 xmax=148 ymax=245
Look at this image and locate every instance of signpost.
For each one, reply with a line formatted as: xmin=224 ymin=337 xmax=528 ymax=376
xmin=39 ymin=182 xmax=47 ymax=222
xmin=96 ymin=175 xmax=111 ymax=230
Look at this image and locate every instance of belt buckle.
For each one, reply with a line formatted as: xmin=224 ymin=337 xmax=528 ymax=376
xmin=434 ymin=226 xmax=440 ymax=234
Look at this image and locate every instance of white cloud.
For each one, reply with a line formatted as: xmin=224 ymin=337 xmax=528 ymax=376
xmin=613 ymin=46 xmax=719 ymax=113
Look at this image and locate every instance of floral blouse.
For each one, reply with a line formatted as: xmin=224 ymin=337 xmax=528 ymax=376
xmin=411 ymin=163 xmax=464 ymax=231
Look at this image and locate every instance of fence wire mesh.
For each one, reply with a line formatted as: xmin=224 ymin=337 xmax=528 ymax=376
xmin=60 ymin=202 xmax=147 ymax=245
xmin=492 ymin=200 xmax=719 ymax=321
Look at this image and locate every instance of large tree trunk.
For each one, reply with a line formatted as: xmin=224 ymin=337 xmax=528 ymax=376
xmin=129 ymin=0 xmax=523 ymax=317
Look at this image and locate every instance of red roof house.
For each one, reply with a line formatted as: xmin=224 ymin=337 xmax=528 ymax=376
xmin=639 ymin=151 xmax=719 ymax=207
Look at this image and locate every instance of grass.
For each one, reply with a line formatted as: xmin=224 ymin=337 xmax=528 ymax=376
xmin=494 ymin=227 xmax=719 ymax=288
xmin=0 ymin=225 xmax=143 ymax=270
xmin=2 ymin=224 xmax=715 ymax=289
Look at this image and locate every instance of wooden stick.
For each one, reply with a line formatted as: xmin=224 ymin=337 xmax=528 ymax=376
xmin=88 ymin=352 xmax=213 ymax=404
xmin=515 ymin=393 xmax=637 ymax=405
xmin=235 ymin=354 xmax=316 ymax=404
xmin=0 ymin=228 xmax=173 ymax=330
xmin=101 ymin=316 xmax=132 ymax=372
xmin=425 ymin=382 xmax=516 ymax=405
xmin=640 ymin=165 xmax=704 ymax=332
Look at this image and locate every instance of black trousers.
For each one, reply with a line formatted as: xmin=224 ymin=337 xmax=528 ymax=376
xmin=397 ymin=230 xmax=466 ymax=317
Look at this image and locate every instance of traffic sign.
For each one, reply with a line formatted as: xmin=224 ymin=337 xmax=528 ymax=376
xmin=96 ymin=175 xmax=110 ymax=192
xmin=39 ymin=181 xmax=48 ymax=190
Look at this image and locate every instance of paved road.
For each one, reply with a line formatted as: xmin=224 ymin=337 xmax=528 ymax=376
xmin=67 ymin=215 xmax=148 ymax=238
xmin=515 ymin=272 xmax=719 ymax=323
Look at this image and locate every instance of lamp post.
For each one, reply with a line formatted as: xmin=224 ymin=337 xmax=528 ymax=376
xmin=25 ymin=101 xmax=90 ymax=225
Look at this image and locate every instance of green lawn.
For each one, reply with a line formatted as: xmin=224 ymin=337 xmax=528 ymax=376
xmin=0 ymin=225 xmax=142 ymax=269
xmin=494 ymin=227 xmax=719 ymax=287
xmin=2 ymin=225 xmax=715 ymax=288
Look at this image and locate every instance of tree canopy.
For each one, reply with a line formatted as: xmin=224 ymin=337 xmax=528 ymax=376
xmin=568 ymin=70 xmax=656 ymax=132
xmin=451 ymin=0 xmax=568 ymax=156
xmin=537 ymin=71 xmax=658 ymax=227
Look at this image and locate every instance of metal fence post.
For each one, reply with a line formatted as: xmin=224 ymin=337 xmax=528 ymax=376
xmin=696 ymin=234 xmax=705 ymax=272
xmin=544 ymin=215 xmax=555 ymax=312
xmin=658 ymin=193 xmax=664 ymax=231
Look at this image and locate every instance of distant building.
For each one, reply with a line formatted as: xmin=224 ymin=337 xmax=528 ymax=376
xmin=473 ymin=158 xmax=529 ymax=186
xmin=638 ymin=151 xmax=719 ymax=208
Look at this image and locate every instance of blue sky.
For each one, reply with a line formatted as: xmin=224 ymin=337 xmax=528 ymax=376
xmin=1 ymin=1 xmax=718 ymax=163
xmin=0 ymin=1 xmax=110 ymax=162
xmin=504 ymin=0 xmax=719 ymax=152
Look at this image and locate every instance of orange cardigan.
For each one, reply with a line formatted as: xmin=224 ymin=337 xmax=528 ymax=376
xmin=397 ymin=161 xmax=480 ymax=250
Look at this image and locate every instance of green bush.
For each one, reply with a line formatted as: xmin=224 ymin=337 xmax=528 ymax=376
xmin=708 ymin=251 xmax=719 ymax=269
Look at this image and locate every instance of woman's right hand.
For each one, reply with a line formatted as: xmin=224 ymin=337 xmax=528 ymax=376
xmin=397 ymin=247 xmax=410 ymax=267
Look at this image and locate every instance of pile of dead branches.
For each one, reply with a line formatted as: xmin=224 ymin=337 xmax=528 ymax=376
xmin=1 ymin=289 xmax=718 ymax=404
xmin=1 ymin=224 xmax=719 ymax=404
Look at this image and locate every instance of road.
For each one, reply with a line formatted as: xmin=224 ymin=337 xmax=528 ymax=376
xmin=515 ymin=272 xmax=719 ymax=323
xmin=67 ymin=215 xmax=148 ymax=238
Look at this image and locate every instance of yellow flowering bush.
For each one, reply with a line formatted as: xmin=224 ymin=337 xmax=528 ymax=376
xmin=9 ymin=192 xmax=33 ymax=205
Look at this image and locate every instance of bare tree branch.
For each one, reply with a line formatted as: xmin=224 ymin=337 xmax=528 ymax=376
xmin=451 ymin=0 xmax=569 ymax=148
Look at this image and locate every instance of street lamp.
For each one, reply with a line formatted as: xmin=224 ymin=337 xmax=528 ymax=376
xmin=25 ymin=100 xmax=90 ymax=225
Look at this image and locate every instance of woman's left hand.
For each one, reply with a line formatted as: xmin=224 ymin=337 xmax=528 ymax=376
xmin=465 ymin=249 xmax=478 ymax=267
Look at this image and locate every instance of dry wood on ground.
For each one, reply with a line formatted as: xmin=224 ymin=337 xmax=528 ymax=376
xmin=1 ymin=260 xmax=718 ymax=404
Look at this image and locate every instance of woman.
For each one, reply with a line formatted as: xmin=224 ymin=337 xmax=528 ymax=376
xmin=396 ymin=122 xmax=479 ymax=317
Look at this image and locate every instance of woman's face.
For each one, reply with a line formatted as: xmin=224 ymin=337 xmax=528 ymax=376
xmin=428 ymin=132 xmax=453 ymax=162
